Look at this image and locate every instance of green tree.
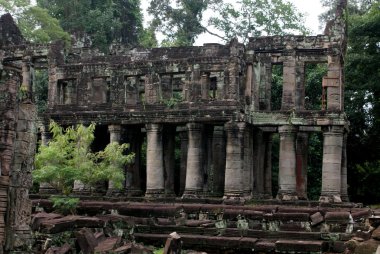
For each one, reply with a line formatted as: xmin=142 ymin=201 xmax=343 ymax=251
xmin=148 ymin=0 xmax=210 ymax=46
xmin=0 ymin=0 xmax=70 ymax=44
xmin=344 ymin=2 xmax=380 ymax=203
xmin=207 ymin=0 xmax=309 ymax=43
xmin=33 ymin=121 xmax=134 ymax=195
xmin=37 ymin=0 xmax=150 ymax=51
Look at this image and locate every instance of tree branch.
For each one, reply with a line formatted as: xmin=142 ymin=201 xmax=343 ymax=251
xmin=202 ymin=25 xmax=227 ymax=41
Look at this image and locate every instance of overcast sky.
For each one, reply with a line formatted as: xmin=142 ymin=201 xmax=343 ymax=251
xmin=141 ymin=0 xmax=327 ymax=45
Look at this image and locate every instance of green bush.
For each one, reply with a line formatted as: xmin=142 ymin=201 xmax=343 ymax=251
xmin=33 ymin=121 xmax=134 ymax=195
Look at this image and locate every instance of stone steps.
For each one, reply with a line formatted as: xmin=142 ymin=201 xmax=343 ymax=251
xmin=134 ymin=233 xmax=329 ymax=253
xmin=32 ymin=199 xmax=372 ymax=253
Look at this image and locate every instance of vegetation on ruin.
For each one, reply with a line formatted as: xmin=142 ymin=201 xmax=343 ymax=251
xmin=33 ymin=121 xmax=135 ymax=196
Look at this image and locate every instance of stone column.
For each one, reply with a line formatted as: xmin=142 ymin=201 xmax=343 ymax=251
xmin=326 ymin=56 xmax=343 ymax=111
xmin=245 ymin=64 xmax=253 ymax=105
xmin=264 ymin=133 xmax=273 ymax=198
xmin=295 ymin=61 xmax=305 ymax=110
xmin=21 ymin=57 xmax=33 ymax=99
xmin=125 ymin=127 xmax=143 ymax=196
xmin=296 ymin=132 xmax=309 ymax=200
xmin=252 ymin=130 xmax=265 ymax=198
xmin=282 ymin=58 xmax=296 ymax=110
xmin=179 ymin=130 xmax=188 ymax=196
xmin=103 ymin=125 xmax=122 ymax=195
xmin=341 ymin=132 xmax=349 ymax=202
xmin=203 ymin=126 xmax=213 ymax=194
xmin=224 ymin=122 xmax=250 ymax=199
xmin=320 ymin=126 xmax=344 ymax=203
xmin=163 ymin=126 xmax=175 ymax=196
xmin=211 ymin=126 xmax=226 ymax=197
xmin=145 ymin=124 xmax=164 ymax=196
xmin=201 ymin=73 xmax=210 ymax=100
xmin=277 ymin=125 xmax=298 ymax=201
xmin=243 ymin=127 xmax=253 ymax=197
xmin=183 ymin=123 xmax=203 ymax=198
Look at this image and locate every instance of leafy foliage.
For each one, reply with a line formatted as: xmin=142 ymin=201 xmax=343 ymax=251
xmin=37 ymin=0 xmax=149 ymax=51
xmin=50 ymin=196 xmax=79 ymax=215
xmin=0 ymin=0 xmax=70 ymax=44
xmin=344 ymin=2 xmax=380 ymax=203
xmin=208 ymin=0 xmax=309 ymax=43
xmin=148 ymin=0 xmax=210 ymax=46
xmin=33 ymin=121 xmax=134 ymax=195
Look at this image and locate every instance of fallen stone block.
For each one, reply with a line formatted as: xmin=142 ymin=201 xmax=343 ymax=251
xmin=351 ymin=209 xmax=372 ymax=221
xmin=75 ymin=228 xmax=97 ymax=254
xmin=40 ymin=215 xmax=105 ymax=233
xmin=94 ymin=236 xmax=121 ymax=253
xmin=31 ymin=212 xmax=63 ymax=231
xmin=163 ymin=232 xmax=182 ymax=254
xmin=325 ymin=212 xmax=351 ymax=223
xmin=310 ymin=212 xmax=324 ymax=226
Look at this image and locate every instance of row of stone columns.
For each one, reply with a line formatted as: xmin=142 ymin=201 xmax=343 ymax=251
xmin=39 ymin=122 xmax=348 ymax=202
xmin=276 ymin=125 xmax=347 ymax=202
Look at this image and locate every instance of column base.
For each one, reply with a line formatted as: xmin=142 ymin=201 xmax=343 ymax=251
xmin=182 ymin=189 xmax=203 ymax=199
xmin=276 ymin=191 xmax=298 ymax=201
xmin=341 ymin=194 xmax=350 ymax=202
xmin=319 ymin=193 xmax=342 ymax=203
xmin=223 ymin=191 xmax=251 ymax=200
xmin=145 ymin=189 xmax=165 ymax=198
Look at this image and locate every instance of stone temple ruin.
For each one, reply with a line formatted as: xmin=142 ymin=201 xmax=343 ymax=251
xmin=40 ymin=17 xmax=348 ymax=203
xmin=4 ymin=1 xmax=376 ymax=253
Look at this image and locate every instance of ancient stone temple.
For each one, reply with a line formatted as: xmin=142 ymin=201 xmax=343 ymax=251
xmin=37 ymin=6 xmax=348 ymax=204
xmin=0 ymin=1 xmax=351 ymax=252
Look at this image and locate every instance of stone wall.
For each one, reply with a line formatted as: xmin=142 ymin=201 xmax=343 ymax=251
xmin=0 ymin=14 xmax=37 ymax=252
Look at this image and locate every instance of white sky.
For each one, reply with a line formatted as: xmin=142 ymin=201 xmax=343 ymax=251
xmin=141 ymin=0 xmax=327 ymax=46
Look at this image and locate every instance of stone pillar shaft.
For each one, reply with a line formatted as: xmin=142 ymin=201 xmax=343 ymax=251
xmin=224 ymin=122 xmax=249 ymax=198
xmin=163 ymin=126 xmax=175 ymax=195
xmin=320 ymin=126 xmax=343 ymax=203
xmin=277 ymin=125 xmax=298 ymax=200
xmin=296 ymin=132 xmax=308 ymax=200
xmin=211 ymin=126 xmax=226 ymax=196
xmin=326 ymin=56 xmax=343 ymax=111
xmin=341 ymin=133 xmax=349 ymax=202
xmin=22 ymin=58 xmax=33 ymax=99
xmin=282 ymin=59 xmax=296 ymax=110
xmin=145 ymin=124 xmax=164 ymax=196
xmin=179 ymin=131 xmax=188 ymax=196
xmin=201 ymin=73 xmax=210 ymax=100
xmin=183 ymin=123 xmax=203 ymax=197
xmin=125 ymin=127 xmax=142 ymax=196
xmin=106 ymin=125 xmax=122 ymax=194
xmin=264 ymin=133 xmax=273 ymax=198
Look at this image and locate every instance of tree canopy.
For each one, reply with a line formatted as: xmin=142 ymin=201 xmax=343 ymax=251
xmin=148 ymin=0 xmax=308 ymax=46
xmin=0 ymin=0 xmax=70 ymax=44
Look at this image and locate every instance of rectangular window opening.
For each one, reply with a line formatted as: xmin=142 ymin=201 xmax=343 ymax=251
xmin=305 ymin=63 xmax=327 ymax=110
xmin=271 ymin=64 xmax=283 ymax=110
